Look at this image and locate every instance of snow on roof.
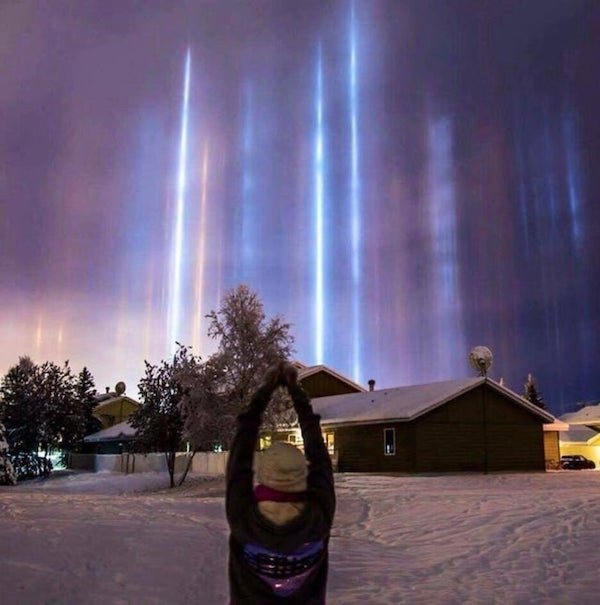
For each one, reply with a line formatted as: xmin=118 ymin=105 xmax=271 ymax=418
xmin=543 ymin=418 xmax=570 ymax=432
xmin=311 ymin=377 xmax=557 ymax=426
xmin=84 ymin=421 xmax=136 ymax=443
xmin=560 ymin=403 xmax=600 ymax=424
xmin=297 ymin=363 xmax=366 ymax=392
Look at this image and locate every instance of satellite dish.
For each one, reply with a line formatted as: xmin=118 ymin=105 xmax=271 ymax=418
xmin=469 ymin=346 xmax=493 ymax=377
xmin=115 ymin=381 xmax=126 ymax=395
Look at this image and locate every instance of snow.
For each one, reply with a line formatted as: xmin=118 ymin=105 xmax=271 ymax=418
xmin=312 ymin=377 xmax=556 ymax=426
xmin=83 ymin=420 xmax=135 ymax=442
xmin=2 ymin=470 xmax=600 ymax=604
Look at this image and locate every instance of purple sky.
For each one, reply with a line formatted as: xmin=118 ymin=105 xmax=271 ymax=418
xmin=1 ymin=0 xmax=599 ymax=413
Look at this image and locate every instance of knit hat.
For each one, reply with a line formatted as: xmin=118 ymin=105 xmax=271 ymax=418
xmin=256 ymin=441 xmax=308 ymax=493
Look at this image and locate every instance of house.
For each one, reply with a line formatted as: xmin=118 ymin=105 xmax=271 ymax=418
xmin=559 ymin=402 xmax=600 ymax=466
xmin=294 ymin=361 xmax=365 ymax=398
xmin=81 ymin=383 xmax=140 ymax=455
xmin=83 ymin=420 xmax=136 ymax=455
xmin=93 ymin=383 xmax=140 ymax=429
xmin=267 ymin=377 xmax=562 ymax=473
xmin=82 ymin=364 xmax=360 ymax=456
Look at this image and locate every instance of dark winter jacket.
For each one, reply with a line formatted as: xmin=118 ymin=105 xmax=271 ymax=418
xmin=226 ymin=384 xmax=335 ymax=604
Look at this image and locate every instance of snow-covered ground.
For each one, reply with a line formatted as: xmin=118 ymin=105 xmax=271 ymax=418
xmin=2 ymin=470 xmax=600 ymax=604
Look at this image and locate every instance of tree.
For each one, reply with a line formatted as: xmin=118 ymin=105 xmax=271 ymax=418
xmin=0 ymin=357 xmax=94 ymax=480
xmin=75 ymin=367 xmax=101 ymax=439
xmin=205 ymin=284 xmax=295 ymax=436
xmin=0 ymin=420 xmax=16 ymax=486
xmin=177 ymin=351 xmax=224 ymax=450
xmin=36 ymin=361 xmax=76 ymax=459
xmin=0 ymin=356 xmax=46 ymax=479
xmin=524 ymin=373 xmax=545 ymax=410
xmin=131 ymin=347 xmax=188 ymax=488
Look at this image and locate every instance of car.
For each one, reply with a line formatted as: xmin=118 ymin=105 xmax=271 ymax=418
xmin=560 ymin=455 xmax=596 ymax=470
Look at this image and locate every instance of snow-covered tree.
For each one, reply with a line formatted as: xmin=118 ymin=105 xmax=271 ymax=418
xmin=205 ymin=284 xmax=295 ymax=432
xmin=0 ymin=357 xmax=41 ymax=478
xmin=177 ymin=351 xmax=230 ymax=461
xmin=0 ymin=357 xmax=94 ymax=479
xmin=524 ymin=374 xmax=545 ymax=410
xmin=131 ymin=348 xmax=188 ymax=488
xmin=0 ymin=420 xmax=16 ymax=486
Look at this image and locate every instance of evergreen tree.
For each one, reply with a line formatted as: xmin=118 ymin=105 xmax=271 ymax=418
xmin=36 ymin=361 xmax=73 ymax=459
xmin=524 ymin=374 xmax=545 ymax=410
xmin=0 ymin=357 xmax=41 ymax=478
xmin=205 ymin=284 xmax=295 ymax=434
xmin=75 ymin=367 xmax=101 ymax=439
xmin=0 ymin=420 xmax=17 ymax=485
xmin=0 ymin=357 xmax=91 ymax=478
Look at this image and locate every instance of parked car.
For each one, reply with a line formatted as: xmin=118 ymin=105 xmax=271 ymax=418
xmin=560 ymin=455 xmax=596 ymax=470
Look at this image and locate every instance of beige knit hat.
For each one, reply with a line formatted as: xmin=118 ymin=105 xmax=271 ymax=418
xmin=256 ymin=442 xmax=308 ymax=493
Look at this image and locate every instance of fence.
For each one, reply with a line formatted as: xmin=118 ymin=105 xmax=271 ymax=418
xmin=68 ymin=451 xmax=229 ymax=475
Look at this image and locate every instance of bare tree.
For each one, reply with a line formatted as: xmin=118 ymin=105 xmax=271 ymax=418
xmin=204 ymin=284 xmax=296 ymax=439
xmin=132 ymin=349 xmax=187 ymax=488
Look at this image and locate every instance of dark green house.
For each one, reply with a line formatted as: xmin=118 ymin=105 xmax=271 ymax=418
xmin=273 ymin=377 xmax=559 ymax=473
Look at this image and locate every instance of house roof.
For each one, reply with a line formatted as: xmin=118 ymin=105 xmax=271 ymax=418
xmin=84 ymin=420 xmax=136 ymax=443
xmin=560 ymin=425 xmax=600 ymax=444
xmin=311 ymin=377 xmax=557 ymax=427
xmin=297 ymin=363 xmax=366 ymax=393
xmin=543 ymin=418 xmax=570 ymax=432
xmin=560 ymin=403 xmax=600 ymax=425
xmin=93 ymin=395 xmax=140 ymax=415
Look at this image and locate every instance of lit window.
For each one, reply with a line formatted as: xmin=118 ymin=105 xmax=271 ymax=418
xmin=384 ymin=428 xmax=395 ymax=455
xmin=323 ymin=432 xmax=335 ymax=455
xmin=259 ymin=436 xmax=272 ymax=451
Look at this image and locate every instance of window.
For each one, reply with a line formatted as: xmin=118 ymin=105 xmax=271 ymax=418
xmin=288 ymin=433 xmax=304 ymax=447
xmin=323 ymin=432 xmax=335 ymax=455
xmin=384 ymin=428 xmax=395 ymax=455
xmin=259 ymin=435 xmax=272 ymax=451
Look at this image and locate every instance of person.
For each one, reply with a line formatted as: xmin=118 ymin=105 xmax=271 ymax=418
xmin=226 ymin=361 xmax=336 ymax=604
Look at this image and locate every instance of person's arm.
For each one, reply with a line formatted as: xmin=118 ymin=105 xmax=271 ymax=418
xmin=225 ymin=368 xmax=279 ymax=525
xmin=283 ymin=365 xmax=335 ymax=525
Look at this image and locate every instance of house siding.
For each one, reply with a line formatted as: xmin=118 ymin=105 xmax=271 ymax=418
xmin=300 ymin=373 xmax=361 ymax=398
xmin=543 ymin=432 xmax=561 ymax=467
xmin=330 ymin=385 xmax=546 ymax=473
xmin=95 ymin=399 xmax=139 ymax=428
xmin=335 ymin=423 xmax=413 ymax=472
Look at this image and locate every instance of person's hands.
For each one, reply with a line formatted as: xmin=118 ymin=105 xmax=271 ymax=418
xmin=260 ymin=363 xmax=282 ymax=391
xmin=280 ymin=362 xmax=298 ymax=389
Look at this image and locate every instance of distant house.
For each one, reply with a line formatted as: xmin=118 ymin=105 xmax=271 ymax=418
xmin=83 ymin=420 xmax=136 ymax=455
xmin=559 ymin=403 xmax=600 ymax=466
xmin=268 ymin=377 xmax=563 ymax=473
xmin=93 ymin=386 xmax=140 ymax=429
xmin=82 ymin=384 xmax=140 ymax=455
xmin=83 ymin=364 xmax=360 ymax=456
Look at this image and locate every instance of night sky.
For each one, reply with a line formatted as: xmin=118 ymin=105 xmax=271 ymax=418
xmin=1 ymin=0 xmax=599 ymax=414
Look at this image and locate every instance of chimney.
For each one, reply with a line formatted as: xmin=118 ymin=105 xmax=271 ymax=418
xmin=105 ymin=387 xmax=110 ymax=394
xmin=368 ymin=379 xmax=375 ymax=392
